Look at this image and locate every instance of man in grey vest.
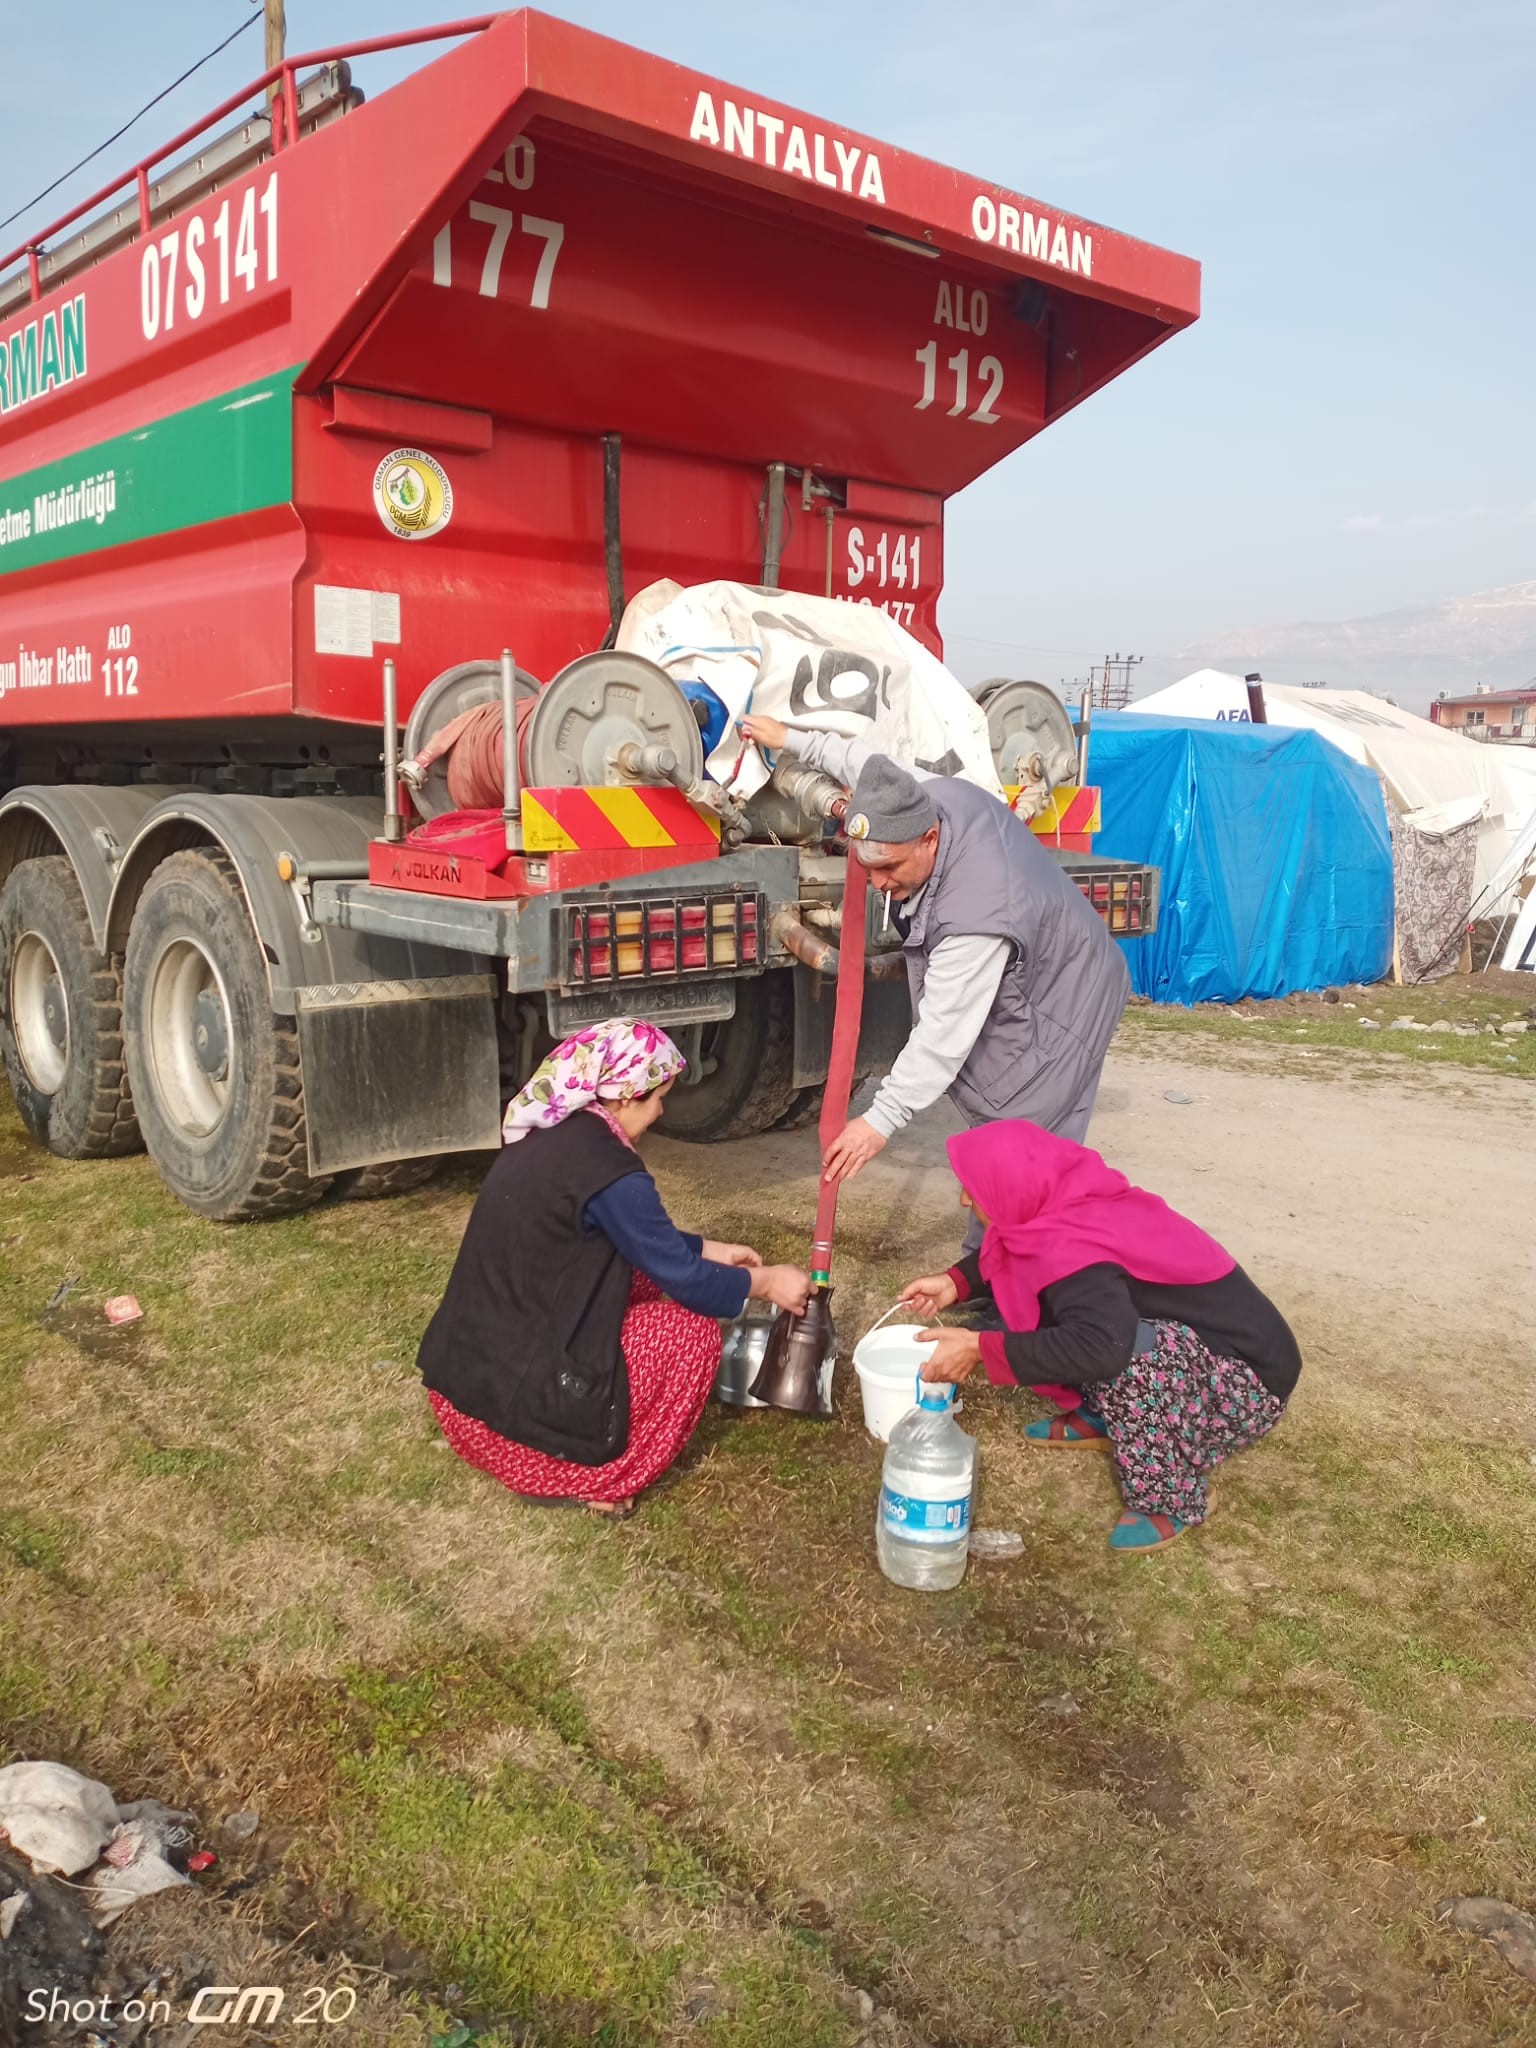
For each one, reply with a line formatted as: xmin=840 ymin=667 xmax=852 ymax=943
xmin=741 ymin=717 xmax=1129 ymax=1239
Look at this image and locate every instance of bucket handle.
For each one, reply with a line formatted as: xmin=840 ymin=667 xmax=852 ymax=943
xmin=865 ymin=1296 xmax=948 ymax=1340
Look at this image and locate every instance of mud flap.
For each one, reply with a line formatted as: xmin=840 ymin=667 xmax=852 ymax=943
xmin=297 ymin=973 xmax=501 ymax=1174
xmin=790 ymin=964 xmax=912 ymax=1091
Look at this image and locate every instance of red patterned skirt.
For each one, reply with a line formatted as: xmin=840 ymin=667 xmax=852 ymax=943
xmin=427 ymin=1273 xmax=723 ymax=1506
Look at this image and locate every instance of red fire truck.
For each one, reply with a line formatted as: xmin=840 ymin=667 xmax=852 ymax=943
xmin=0 ymin=12 xmax=1198 ymax=1219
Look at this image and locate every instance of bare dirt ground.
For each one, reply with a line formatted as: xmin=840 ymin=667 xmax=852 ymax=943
xmin=655 ymin=1031 xmax=1535 ymax=1420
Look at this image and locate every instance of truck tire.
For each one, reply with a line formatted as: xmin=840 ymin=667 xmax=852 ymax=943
xmin=0 ymin=856 xmax=140 ymax=1160
xmin=122 ymin=847 xmax=332 ymax=1221
xmin=328 ymin=1156 xmax=442 ymax=1202
xmin=774 ymin=1084 xmax=826 ymax=1133
xmin=663 ymin=971 xmax=797 ymax=1142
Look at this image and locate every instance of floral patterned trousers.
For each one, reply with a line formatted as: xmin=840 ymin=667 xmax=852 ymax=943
xmin=1082 ymin=1319 xmax=1285 ymax=1525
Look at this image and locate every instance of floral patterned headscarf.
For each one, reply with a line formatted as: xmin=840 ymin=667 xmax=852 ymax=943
xmin=501 ymin=1017 xmax=687 ymax=1143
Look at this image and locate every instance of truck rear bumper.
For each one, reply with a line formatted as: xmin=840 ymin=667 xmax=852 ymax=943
xmin=310 ymin=845 xmax=802 ymax=1007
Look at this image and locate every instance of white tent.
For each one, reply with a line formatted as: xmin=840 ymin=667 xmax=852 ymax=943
xmin=1133 ymin=670 xmax=1536 ymax=914
xmin=1490 ymin=803 xmax=1536 ymax=972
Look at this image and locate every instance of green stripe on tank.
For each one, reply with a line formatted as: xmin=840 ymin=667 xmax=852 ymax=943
xmin=0 ymin=364 xmax=300 ymax=577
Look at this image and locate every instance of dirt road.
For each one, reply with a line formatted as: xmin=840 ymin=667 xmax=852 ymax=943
xmin=653 ymin=1030 xmax=1536 ymax=1416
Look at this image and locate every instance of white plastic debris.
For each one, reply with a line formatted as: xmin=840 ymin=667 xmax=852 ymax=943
xmin=0 ymin=1762 xmax=120 ymax=1876
xmin=88 ymin=1821 xmax=190 ymax=1928
xmin=118 ymin=1797 xmax=194 ymax=1837
xmin=969 ymin=1528 xmax=1025 ymax=1560
xmin=0 ymin=1891 xmax=28 ymax=1939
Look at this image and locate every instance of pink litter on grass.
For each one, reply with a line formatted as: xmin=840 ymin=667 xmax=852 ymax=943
xmin=104 ymin=1296 xmax=143 ymax=1325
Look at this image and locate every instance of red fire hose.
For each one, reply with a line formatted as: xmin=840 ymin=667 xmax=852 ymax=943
xmin=809 ymin=849 xmax=870 ymax=1285
xmin=407 ymin=697 xmax=537 ymax=812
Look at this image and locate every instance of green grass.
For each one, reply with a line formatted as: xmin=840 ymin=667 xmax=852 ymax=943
xmin=1120 ymin=976 xmax=1536 ymax=1079
xmin=4 ymin=1082 xmax=1536 ymax=2047
xmin=0 ymin=1505 xmax=77 ymax=1579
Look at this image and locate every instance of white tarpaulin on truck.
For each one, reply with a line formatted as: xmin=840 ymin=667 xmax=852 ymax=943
xmin=617 ymin=580 xmax=1001 ymax=800
xmin=1133 ymin=669 xmax=1536 ymax=914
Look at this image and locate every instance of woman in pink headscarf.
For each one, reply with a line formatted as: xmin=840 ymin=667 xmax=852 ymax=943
xmin=419 ymin=1019 xmax=810 ymax=1518
xmin=898 ymin=1120 xmax=1301 ymax=1553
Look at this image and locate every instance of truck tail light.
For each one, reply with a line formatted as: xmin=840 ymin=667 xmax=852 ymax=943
xmin=1078 ymin=872 xmax=1146 ymax=935
xmin=564 ymin=894 xmax=762 ymax=985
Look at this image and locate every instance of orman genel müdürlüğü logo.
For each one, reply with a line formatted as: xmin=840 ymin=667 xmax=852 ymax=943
xmin=373 ymin=448 xmax=452 ymax=540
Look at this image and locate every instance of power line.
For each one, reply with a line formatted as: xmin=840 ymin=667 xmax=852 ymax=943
xmin=0 ymin=9 xmax=262 ymax=242
xmin=946 ymin=629 xmax=1184 ymax=663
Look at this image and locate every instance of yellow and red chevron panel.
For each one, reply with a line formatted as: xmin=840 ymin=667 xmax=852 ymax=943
xmin=1007 ymin=784 xmax=1101 ymax=852
xmin=521 ymin=784 xmax=722 ymax=857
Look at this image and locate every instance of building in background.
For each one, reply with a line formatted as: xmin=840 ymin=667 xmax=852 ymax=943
xmin=1432 ymin=684 xmax=1536 ymax=745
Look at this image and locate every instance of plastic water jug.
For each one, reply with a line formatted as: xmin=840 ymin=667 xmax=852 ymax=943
xmin=876 ymin=1377 xmax=977 ymax=1590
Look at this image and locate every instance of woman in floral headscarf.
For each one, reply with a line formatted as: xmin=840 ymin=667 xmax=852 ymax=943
xmin=418 ymin=1019 xmax=810 ymax=1518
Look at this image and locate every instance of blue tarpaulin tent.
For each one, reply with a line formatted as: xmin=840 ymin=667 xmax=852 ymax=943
xmin=1087 ymin=712 xmax=1393 ymax=1005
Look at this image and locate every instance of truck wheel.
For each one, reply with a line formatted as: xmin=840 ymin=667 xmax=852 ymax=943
xmin=0 ymin=856 xmax=140 ymax=1160
xmin=663 ymin=971 xmax=796 ymax=1142
xmin=774 ymin=1085 xmax=826 ymax=1133
xmin=328 ymin=1157 xmax=441 ymax=1202
xmin=122 ymin=848 xmax=331 ymax=1221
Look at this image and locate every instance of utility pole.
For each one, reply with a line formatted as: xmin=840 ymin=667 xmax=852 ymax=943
xmin=264 ymin=0 xmax=286 ymax=74
xmin=265 ymin=0 xmax=286 ymax=129
xmin=1088 ymin=653 xmax=1142 ymax=709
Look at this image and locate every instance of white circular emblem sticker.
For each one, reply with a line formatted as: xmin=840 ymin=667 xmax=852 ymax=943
xmin=847 ymin=812 xmax=871 ymax=840
xmin=373 ymin=447 xmax=453 ymax=540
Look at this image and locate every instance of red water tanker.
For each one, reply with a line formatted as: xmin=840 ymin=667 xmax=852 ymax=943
xmin=0 ymin=12 xmax=1198 ymax=1219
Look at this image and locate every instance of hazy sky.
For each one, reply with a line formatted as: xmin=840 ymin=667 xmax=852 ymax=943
xmin=2 ymin=1 xmax=1532 ymax=694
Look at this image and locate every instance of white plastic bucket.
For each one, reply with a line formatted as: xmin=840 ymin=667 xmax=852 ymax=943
xmin=852 ymin=1324 xmax=932 ymax=1441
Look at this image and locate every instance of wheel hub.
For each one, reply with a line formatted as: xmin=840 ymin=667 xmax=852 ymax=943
xmin=191 ymin=989 xmax=230 ymax=1081
xmin=10 ymin=930 xmax=70 ymax=1095
xmin=144 ymin=937 xmax=234 ymax=1138
xmin=42 ymin=980 xmax=67 ymax=1051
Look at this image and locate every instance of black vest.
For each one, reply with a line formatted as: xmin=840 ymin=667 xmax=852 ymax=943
xmin=417 ymin=1114 xmax=644 ymax=1466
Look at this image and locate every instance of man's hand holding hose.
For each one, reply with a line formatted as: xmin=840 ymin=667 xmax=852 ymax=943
xmin=822 ymin=1117 xmax=887 ymax=1183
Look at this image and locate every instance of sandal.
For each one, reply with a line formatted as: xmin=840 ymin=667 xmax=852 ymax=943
xmin=1024 ymin=1409 xmax=1111 ymax=1449
xmin=1110 ymin=1511 xmax=1191 ymax=1553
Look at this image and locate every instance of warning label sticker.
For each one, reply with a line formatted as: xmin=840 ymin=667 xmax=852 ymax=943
xmin=315 ymin=585 xmax=401 ymax=659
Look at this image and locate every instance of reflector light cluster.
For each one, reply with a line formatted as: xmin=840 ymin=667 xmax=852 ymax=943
xmin=565 ymin=893 xmax=762 ymax=985
xmin=1077 ymin=871 xmax=1147 ymax=934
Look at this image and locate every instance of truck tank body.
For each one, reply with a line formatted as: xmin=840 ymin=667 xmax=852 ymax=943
xmin=0 ymin=10 xmax=1198 ymax=768
xmin=0 ymin=14 xmax=1196 ymax=1220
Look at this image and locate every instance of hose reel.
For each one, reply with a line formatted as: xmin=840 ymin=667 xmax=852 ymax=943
xmin=974 ymin=678 xmax=1079 ymax=794
xmin=402 ymin=657 xmax=542 ymax=819
xmin=522 ymin=651 xmax=706 ymax=791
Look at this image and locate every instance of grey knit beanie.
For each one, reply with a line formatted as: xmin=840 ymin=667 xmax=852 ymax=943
xmin=845 ymin=754 xmax=938 ymax=848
